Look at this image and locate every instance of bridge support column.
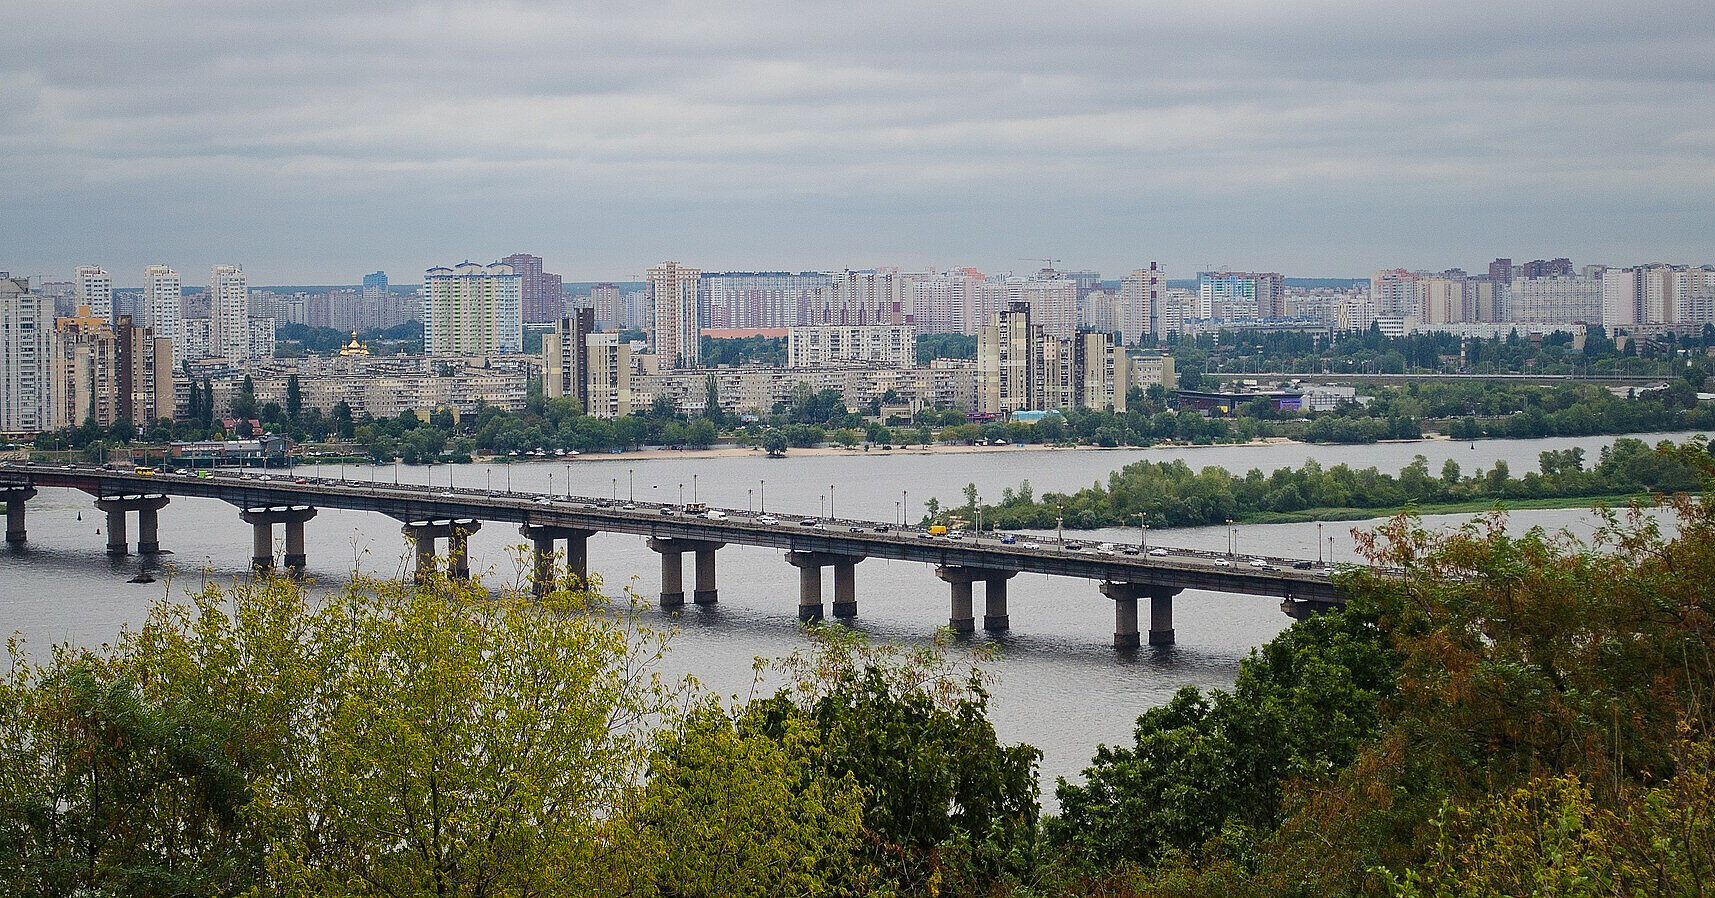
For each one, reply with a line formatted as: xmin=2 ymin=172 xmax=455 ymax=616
xmin=1100 ymin=582 xmax=1180 ymax=648
xmin=137 ymin=505 xmax=161 ymax=555
xmin=787 ymin=551 xmax=823 ymax=622
xmin=936 ymin=566 xmax=980 ymax=633
xmin=1149 ymin=588 xmax=1175 ymax=646
xmin=983 ymin=573 xmax=1016 ymax=631
xmin=832 ymin=558 xmax=859 ymax=619
xmin=283 ymin=518 xmax=308 ymax=572
xmin=693 ymin=545 xmax=719 ymax=605
xmin=566 ymin=531 xmax=589 ymax=588
xmin=521 ymin=524 xmax=598 ymax=595
xmin=251 ymin=520 xmax=274 ymax=569
xmin=647 ymin=538 xmax=722 ymax=609
xmin=241 ymin=506 xmax=317 ymax=573
xmin=796 ymin=560 xmax=822 ymax=621
xmin=529 ymin=533 xmax=555 ymax=596
xmin=2 ymin=486 xmax=37 ymax=544
xmin=649 ymin=538 xmax=685 ymax=608
xmin=448 ymin=522 xmax=479 ymax=580
xmin=787 ymin=552 xmax=864 ymax=623
xmin=1280 ymin=596 xmax=1344 ymax=621
xmin=938 ymin=566 xmax=1014 ymax=634
xmin=94 ymin=494 xmax=168 ymax=557
xmin=106 ymin=506 xmax=128 ymax=556
xmin=411 ymin=529 xmax=437 ymax=582
xmin=401 ymin=518 xmax=479 ymax=583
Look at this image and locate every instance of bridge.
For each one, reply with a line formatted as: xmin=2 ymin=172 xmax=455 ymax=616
xmin=0 ymin=461 xmax=1347 ymax=649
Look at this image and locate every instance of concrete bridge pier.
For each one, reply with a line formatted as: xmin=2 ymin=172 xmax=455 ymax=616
xmin=935 ymin=566 xmax=1015 ymax=633
xmin=831 ymin=557 xmax=862 ymax=619
xmin=240 ymin=506 xmax=318 ymax=572
xmin=786 ymin=551 xmax=865 ymax=621
xmin=402 ymin=519 xmax=482 ymax=582
xmin=647 ymin=538 xmax=722 ymax=608
xmin=3 ymin=486 xmax=38 ymax=544
xmin=93 ymin=494 xmax=170 ymax=556
xmin=788 ymin=552 xmax=823 ymax=621
xmin=693 ymin=544 xmax=722 ymax=605
xmin=1101 ymin=582 xmax=1181 ymax=648
xmin=520 ymin=524 xmax=598 ymax=595
xmin=981 ymin=572 xmax=1017 ymax=631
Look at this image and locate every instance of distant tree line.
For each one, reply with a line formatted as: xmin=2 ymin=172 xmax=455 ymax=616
xmin=949 ymin=436 xmax=1715 ymax=530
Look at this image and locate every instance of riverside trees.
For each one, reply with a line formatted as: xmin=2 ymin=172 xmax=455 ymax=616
xmin=0 ymin=570 xmax=1041 ymax=896
xmin=959 ymin=435 xmax=1715 ymax=530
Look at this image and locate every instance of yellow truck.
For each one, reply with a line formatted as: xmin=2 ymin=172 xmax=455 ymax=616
xmin=928 ymin=525 xmax=948 ymax=536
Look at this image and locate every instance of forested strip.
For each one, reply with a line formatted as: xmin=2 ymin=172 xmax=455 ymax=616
xmin=952 ymin=436 xmax=1715 ymax=530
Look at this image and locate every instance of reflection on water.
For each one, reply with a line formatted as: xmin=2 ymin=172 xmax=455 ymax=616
xmin=0 ymin=431 xmax=1694 ymax=804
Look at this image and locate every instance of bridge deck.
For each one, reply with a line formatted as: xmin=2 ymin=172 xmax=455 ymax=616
xmin=1 ymin=462 xmax=1345 ymax=603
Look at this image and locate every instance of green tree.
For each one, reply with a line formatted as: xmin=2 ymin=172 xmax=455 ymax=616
xmin=0 ymin=571 xmax=677 ymax=897
xmin=631 ymin=698 xmax=868 ymax=896
xmin=231 ymin=374 xmax=257 ymax=420
xmin=285 ymin=374 xmax=302 ymax=422
xmin=772 ymin=628 xmax=1041 ymax=892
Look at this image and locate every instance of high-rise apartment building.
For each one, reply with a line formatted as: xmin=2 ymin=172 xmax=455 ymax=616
xmin=590 ymin=284 xmax=623 ymax=331
xmin=978 ymin=302 xmax=1036 ymax=415
xmin=1020 ymin=275 xmax=1078 ymax=340
xmin=1199 ymin=271 xmax=1285 ymax=321
xmin=1 ymin=274 xmax=56 ymax=433
xmin=542 ymin=308 xmax=595 ymax=409
xmin=1370 ymin=269 xmax=1424 ymax=321
xmin=143 ymin=265 xmax=182 ymax=367
xmin=116 ymin=316 xmax=179 ymax=425
xmin=703 ymin=272 xmax=833 ymax=328
xmin=646 ymin=262 xmax=701 ymax=368
xmin=1120 ymin=263 xmax=1165 ymax=343
xmin=584 ymin=332 xmax=633 ymax=419
xmin=422 ymin=261 xmax=524 ymax=355
xmin=1674 ymin=268 xmax=1715 ymax=325
xmin=501 ymin=253 xmax=564 ymax=325
xmin=911 ymin=268 xmax=990 ymax=335
xmin=1510 ymin=275 xmax=1602 ymax=324
xmin=786 ymin=324 xmax=916 ymax=368
xmin=805 ymin=269 xmax=914 ymax=327
xmin=52 ymin=306 xmax=120 ymax=428
xmin=1419 ymin=275 xmax=1468 ymax=324
xmin=976 ymin=301 xmax=1120 ymax=415
xmin=75 ymin=266 xmax=113 ymax=321
xmin=208 ymin=264 xmax=250 ymax=361
xmin=362 ymin=270 xmax=389 ymax=315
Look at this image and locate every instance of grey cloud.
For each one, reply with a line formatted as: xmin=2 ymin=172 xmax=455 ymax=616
xmin=1 ymin=0 xmax=1711 ymax=281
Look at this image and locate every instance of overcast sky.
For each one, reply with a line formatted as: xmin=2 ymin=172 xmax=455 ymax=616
xmin=3 ymin=0 xmax=1712 ymax=285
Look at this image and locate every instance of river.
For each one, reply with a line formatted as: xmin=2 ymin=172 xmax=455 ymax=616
xmin=0 ymin=431 xmax=1694 ymax=804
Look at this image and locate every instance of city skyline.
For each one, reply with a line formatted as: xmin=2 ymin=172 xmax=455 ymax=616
xmin=3 ymin=1 xmax=1712 ymax=283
